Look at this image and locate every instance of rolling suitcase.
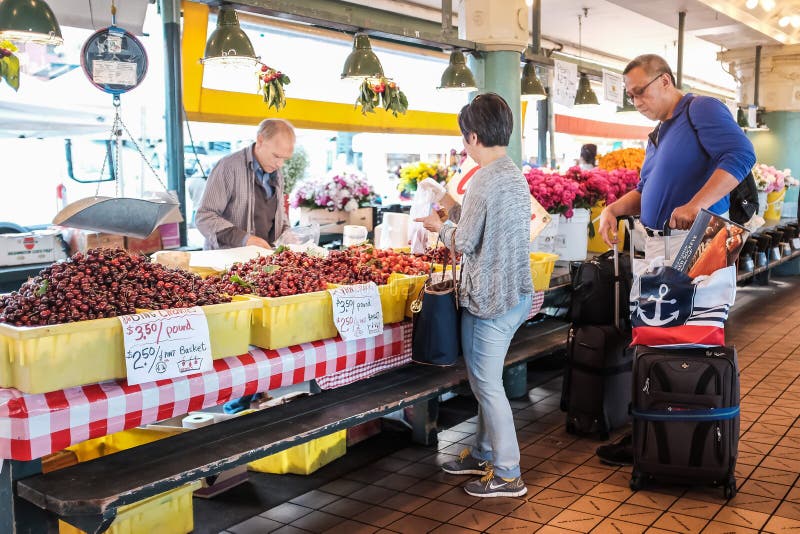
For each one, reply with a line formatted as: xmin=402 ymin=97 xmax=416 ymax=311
xmin=629 ymin=226 xmax=739 ymax=498
xmin=629 ymin=345 xmax=739 ymax=498
xmin=561 ymin=220 xmax=634 ymax=439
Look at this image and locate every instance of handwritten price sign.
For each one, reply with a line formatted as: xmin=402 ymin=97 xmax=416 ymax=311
xmin=329 ymin=283 xmax=384 ymax=341
xmin=118 ymin=307 xmax=212 ymax=385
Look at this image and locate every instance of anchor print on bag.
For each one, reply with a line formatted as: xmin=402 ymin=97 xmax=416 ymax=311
xmin=630 ymin=264 xmax=736 ymax=348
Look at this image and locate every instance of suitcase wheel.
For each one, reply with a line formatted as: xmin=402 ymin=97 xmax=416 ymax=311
xmin=630 ymin=471 xmax=644 ymax=492
xmin=724 ymin=477 xmax=737 ymax=499
xmin=565 ymin=419 xmax=577 ymax=435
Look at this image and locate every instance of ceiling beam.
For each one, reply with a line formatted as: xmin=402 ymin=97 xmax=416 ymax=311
xmin=191 ymin=0 xmax=477 ymax=50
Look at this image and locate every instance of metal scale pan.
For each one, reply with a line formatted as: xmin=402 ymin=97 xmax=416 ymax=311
xmin=54 ymin=196 xmax=178 ymax=239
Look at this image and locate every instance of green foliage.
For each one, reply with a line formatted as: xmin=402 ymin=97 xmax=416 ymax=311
xmin=282 ymin=146 xmax=309 ymax=193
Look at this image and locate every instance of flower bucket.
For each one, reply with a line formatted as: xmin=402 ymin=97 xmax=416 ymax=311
xmin=765 ymin=188 xmax=786 ymax=220
xmin=783 ymin=185 xmax=799 ymax=219
xmin=554 ymin=208 xmax=590 ymax=261
xmin=530 ymin=214 xmax=559 ymax=253
xmin=587 ymin=203 xmax=626 ymax=253
xmin=757 ymin=191 xmax=768 ymax=217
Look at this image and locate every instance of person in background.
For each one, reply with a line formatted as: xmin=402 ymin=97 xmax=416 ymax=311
xmin=416 ymin=93 xmax=533 ymax=498
xmin=595 ymin=53 xmax=755 ymax=465
xmin=185 ymin=174 xmax=206 ymax=227
xmin=579 ymin=143 xmax=597 ymax=170
xmin=196 ymin=118 xmax=294 ymax=250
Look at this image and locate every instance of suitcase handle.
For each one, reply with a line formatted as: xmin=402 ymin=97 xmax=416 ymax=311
xmin=612 ymin=216 xmax=636 ymax=330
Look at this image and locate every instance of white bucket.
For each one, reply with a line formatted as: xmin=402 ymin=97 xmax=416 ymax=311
xmin=554 ymin=208 xmax=590 ymax=261
xmin=531 ymin=214 xmax=559 ymax=253
xmin=757 ymin=191 xmax=768 ymax=217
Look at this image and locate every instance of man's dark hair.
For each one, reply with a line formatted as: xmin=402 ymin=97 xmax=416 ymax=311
xmin=580 ymin=144 xmax=597 ymax=165
xmin=623 ymin=54 xmax=677 ymax=87
xmin=457 ymin=92 xmax=513 ymax=147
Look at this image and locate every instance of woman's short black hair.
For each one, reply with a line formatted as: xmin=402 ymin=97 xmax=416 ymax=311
xmin=580 ymin=143 xmax=597 ymax=165
xmin=457 ymin=93 xmax=513 ymax=147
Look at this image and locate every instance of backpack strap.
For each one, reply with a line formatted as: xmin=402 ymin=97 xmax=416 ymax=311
xmin=683 ymin=95 xmax=711 ymax=160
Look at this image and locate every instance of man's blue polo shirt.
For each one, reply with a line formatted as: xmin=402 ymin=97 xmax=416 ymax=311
xmin=637 ymin=94 xmax=755 ymax=229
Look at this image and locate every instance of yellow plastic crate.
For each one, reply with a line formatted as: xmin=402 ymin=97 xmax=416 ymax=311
xmin=59 ymin=481 xmax=200 ymax=534
xmin=530 ymin=252 xmax=559 ymax=291
xmin=248 ymin=429 xmax=346 ymax=475
xmin=328 ymin=274 xmax=411 ymax=325
xmin=248 ymin=290 xmax=337 ymax=350
xmin=0 ymin=298 xmax=259 ymax=394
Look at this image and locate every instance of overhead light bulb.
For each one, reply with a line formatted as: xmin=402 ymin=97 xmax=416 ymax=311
xmin=745 ymin=0 xmax=758 ymax=8
xmin=779 ymin=16 xmax=791 ymax=27
xmin=525 ymin=0 xmax=533 ymax=5
xmin=761 ymin=0 xmax=775 ymax=11
xmin=792 ymin=15 xmax=800 ymax=28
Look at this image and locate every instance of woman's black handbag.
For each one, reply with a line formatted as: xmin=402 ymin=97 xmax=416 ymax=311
xmin=410 ymin=235 xmax=461 ymax=367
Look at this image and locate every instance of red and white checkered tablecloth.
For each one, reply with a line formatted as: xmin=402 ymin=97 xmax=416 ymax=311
xmin=0 ymin=322 xmax=411 ymax=461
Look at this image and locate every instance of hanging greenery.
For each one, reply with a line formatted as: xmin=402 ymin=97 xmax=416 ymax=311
xmin=257 ymin=62 xmax=290 ymax=111
xmin=355 ymin=77 xmax=408 ymax=117
xmin=0 ymin=40 xmax=20 ymax=91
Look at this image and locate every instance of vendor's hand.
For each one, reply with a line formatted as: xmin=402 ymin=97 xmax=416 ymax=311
xmin=414 ymin=212 xmax=444 ymax=234
xmin=597 ymin=208 xmax=619 ymax=247
xmin=669 ymin=203 xmax=701 ymax=231
xmin=246 ymin=235 xmax=272 ymax=249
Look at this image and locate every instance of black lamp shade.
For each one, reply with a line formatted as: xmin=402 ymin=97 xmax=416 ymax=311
xmin=202 ymin=7 xmax=257 ymax=66
xmin=341 ymin=33 xmax=384 ymax=79
xmin=0 ymin=0 xmax=63 ymax=45
xmin=438 ymin=51 xmax=476 ymax=91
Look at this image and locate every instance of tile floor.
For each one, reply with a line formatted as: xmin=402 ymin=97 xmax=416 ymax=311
xmin=222 ymin=279 xmax=800 ymax=533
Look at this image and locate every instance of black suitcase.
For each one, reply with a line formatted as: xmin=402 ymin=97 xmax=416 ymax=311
xmin=561 ymin=224 xmax=634 ymax=439
xmin=629 ymin=345 xmax=739 ymax=498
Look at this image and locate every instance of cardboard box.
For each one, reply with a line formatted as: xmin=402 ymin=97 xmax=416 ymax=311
xmin=0 ymin=230 xmax=68 ymax=266
xmin=299 ymin=207 xmax=374 ymax=233
xmin=158 ymin=222 xmax=181 ymax=249
xmin=126 ymin=229 xmax=162 ymax=254
xmin=66 ymin=229 xmax=126 ymax=255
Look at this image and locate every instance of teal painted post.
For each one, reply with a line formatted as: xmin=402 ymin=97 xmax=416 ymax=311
xmin=483 ymin=51 xmax=523 ymax=165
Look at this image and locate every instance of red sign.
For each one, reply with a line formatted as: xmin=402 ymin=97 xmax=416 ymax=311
xmin=22 ymin=236 xmax=35 ymax=250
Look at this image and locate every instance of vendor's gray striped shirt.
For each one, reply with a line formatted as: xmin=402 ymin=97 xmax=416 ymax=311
xmin=440 ymin=155 xmax=533 ymax=319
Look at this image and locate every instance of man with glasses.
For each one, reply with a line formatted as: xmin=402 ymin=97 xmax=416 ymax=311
xmin=594 ymin=54 xmax=754 ymax=465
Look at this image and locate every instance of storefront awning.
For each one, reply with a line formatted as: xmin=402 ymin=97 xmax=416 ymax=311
xmin=555 ymin=114 xmax=652 ymax=141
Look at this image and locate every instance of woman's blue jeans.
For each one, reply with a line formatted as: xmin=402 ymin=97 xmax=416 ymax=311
xmin=462 ymin=294 xmax=532 ymax=479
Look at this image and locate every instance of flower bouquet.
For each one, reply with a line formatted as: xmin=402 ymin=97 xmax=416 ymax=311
xmin=398 ymin=161 xmax=451 ymax=199
xmin=356 ymin=77 xmax=408 ymax=117
xmin=257 ymin=62 xmax=290 ymax=111
xmin=597 ymin=147 xmax=645 ymax=172
xmin=752 ymin=164 xmax=796 ymax=219
xmin=524 ymin=167 xmax=580 ymax=218
xmin=291 ymin=170 xmax=377 ymax=233
xmin=0 ymin=40 xmax=19 ymax=91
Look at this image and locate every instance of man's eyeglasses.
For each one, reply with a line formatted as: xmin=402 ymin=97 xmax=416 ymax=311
xmin=626 ymin=73 xmax=664 ymax=99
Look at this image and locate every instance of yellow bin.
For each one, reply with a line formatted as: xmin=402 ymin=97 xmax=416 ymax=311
xmin=248 ymin=290 xmax=337 ymax=350
xmin=765 ymin=188 xmax=786 ymax=220
xmin=327 ymin=274 xmax=412 ymax=326
xmin=248 ymin=430 xmax=346 ymax=475
xmin=530 ymin=252 xmax=559 ymax=291
xmin=587 ymin=203 xmax=627 ymax=253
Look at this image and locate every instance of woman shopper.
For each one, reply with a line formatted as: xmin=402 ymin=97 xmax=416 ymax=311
xmin=415 ymin=93 xmax=534 ymax=498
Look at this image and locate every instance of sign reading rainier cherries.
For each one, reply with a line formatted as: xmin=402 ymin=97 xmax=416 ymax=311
xmin=329 ymin=283 xmax=384 ymax=341
xmin=118 ymin=307 xmax=213 ymax=385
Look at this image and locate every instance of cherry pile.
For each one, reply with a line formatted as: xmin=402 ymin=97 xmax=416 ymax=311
xmin=0 ymin=248 xmax=230 ymax=327
xmin=345 ymin=246 xmax=430 ymax=276
xmin=418 ymin=246 xmax=461 ymax=266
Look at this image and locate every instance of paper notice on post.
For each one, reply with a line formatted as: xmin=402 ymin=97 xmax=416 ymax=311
xmin=92 ymin=60 xmax=137 ymax=86
xmin=118 ymin=307 xmax=213 ymax=385
xmin=553 ymin=60 xmax=578 ymax=108
xmin=603 ymin=69 xmax=624 ymax=106
xmin=329 ymin=283 xmax=384 ymax=341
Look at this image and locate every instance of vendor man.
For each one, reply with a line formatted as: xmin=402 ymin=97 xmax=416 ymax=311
xmin=196 ymin=118 xmax=294 ymax=250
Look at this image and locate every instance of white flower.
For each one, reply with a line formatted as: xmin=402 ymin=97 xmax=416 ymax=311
xmin=344 ymin=198 xmax=359 ymax=212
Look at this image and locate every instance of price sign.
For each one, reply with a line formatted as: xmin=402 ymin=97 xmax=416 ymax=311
xmin=329 ymin=283 xmax=384 ymax=341
xmin=118 ymin=307 xmax=212 ymax=385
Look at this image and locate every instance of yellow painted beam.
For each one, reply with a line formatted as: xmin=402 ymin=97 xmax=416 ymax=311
xmin=186 ymin=89 xmax=462 ymax=135
xmin=181 ymin=1 xmax=208 ymax=114
xmin=180 ymin=1 xmax=460 ymax=135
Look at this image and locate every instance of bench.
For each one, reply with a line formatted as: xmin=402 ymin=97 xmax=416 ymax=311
xmin=11 ymin=318 xmax=568 ymax=534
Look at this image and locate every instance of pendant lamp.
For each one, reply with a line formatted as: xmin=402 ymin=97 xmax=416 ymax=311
xmin=0 ymin=0 xmax=62 ymax=45
xmin=617 ymin=91 xmax=637 ymax=113
xmin=574 ymin=73 xmax=599 ymax=107
xmin=201 ymin=7 xmax=258 ymax=67
xmin=341 ymin=33 xmax=384 ymax=79
xmin=573 ymin=10 xmax=599 ymax=107
xmin=438 ymin=51 xmax=477 ymax=91
xmin=521 ymin=61 xmax=546 ymax=101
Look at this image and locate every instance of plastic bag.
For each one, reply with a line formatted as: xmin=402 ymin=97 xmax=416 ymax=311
xmin=408 ymin=178 xmax=446 ymax=254
xmin=275 ymin=223 xmax=320 ymax=247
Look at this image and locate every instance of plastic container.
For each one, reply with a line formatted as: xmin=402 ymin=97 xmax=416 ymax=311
xmin=0 ymin=297 xmax=259 ymax=394
xmin=60 ymin=426 xmax=198 ymax=534
xmin=59 ymin=482 xmax=200 ymax=534
xmin=765 ymin=188 xmax=786 ymax=220
xmin=328 ymin=273 xmax=412 ymax=325
xmin=530 ymin=252 xmax=559 ymax=291
xmin=249 ymin=290 xmax=337 ymax=350
xmin=248 ymin=429 xmax=346 ymax=475
xmin=587 ymin=204 xmax=626 ymax=253
xmin=554 ymin=208 xmax=590 ymax=261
